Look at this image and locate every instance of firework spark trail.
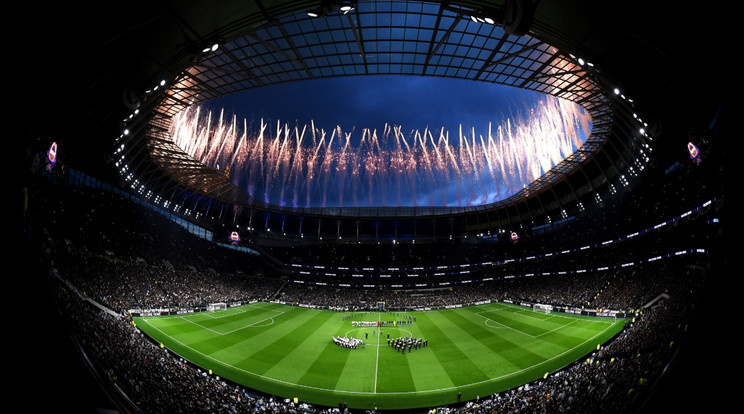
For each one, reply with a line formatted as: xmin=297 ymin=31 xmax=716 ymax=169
xmin=249 ymin=120 xmax=267 ymax=197
xmin=169 ymin=95 xmax=592 ymax=208
xmin=275 ymin=124 xmax=291 ymax=206
xmin=416 ymin=129 xmax=435 ymax=206
xmin=227 ymin=119 xmax=248 ymax=179
xmin=428 ymin=128 xmax=448 ymax=206
xmin=290 ymin=124 xmax=307 ymax=208
xmin=338 ymin=129 xmax=352 ymax=207
xmin=480 ymin=126 xmax=497 ymax=203
xmin=495 ymin=125 xmax=508 ymax=198
xmin=212 ymin=111 xmax=231 ymax=168
xmin=320 ymin=127 xmax=337 ymax=208
xmin=206 ymin=109 xmax=225 ymax=166
xmin=307 ymin=126 xmax=324 ymax=208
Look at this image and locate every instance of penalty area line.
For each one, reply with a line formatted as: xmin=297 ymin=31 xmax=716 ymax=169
xmin=135 ymin=312 xmax=621 ymax=397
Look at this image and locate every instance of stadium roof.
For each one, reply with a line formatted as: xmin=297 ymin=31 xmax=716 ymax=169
xmin=21 ymin=0 xmax=728 ymax=235
xmin=141 ymin=1 xmax=615 ymax=217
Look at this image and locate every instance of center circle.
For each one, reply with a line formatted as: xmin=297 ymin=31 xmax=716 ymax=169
xmin=344 ymin=327 xmax=414 ymax=347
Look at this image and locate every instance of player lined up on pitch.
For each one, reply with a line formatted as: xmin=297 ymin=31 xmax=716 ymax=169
xmin=389 ymin=336 xmax=427 ymax=353
xmin=343 ymin=312 xmax=416 ymax=325
xmin=351 ymin=320 xmax=414 ymax=327
xmin=332 ymin=335 xmax=363 ymax=349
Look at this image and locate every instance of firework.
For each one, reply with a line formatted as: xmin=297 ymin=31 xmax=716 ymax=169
xmin=169 ymin=95 xmax=592 ymax=208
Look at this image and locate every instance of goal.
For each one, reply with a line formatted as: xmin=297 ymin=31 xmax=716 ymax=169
xmin=532 ymin=303 xmax=553 ymax=314
xmin=207 ymin=302 xmax=227 ymax=312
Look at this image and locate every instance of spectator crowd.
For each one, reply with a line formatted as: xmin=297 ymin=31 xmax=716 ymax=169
xmin=26 ymin=170 xmax=717 ymax=414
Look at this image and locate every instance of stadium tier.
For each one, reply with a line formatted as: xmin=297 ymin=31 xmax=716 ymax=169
xmin=21 ymin=1 xmax=728 ymax=413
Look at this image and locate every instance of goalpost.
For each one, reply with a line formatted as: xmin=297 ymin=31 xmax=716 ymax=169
xmin=532 ymin=303 xmax=553 ymax=314
xmin=207 ymin=302 xmax=227 ymax=312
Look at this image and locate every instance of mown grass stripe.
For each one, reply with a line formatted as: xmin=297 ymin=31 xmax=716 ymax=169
xmin=262 ymin=310 xmax=343 ymax=384
xmin=375 ymin=324 xmax=416 ymax=394
xmin=483 ymin=306 xmax=558 ymax=337
xmin=238 ymin=309 xmax=333 ymax=376
xmin=198 ymin=307 xmax=306 ymax=364
xmin=391 ymin=316 xmax=453 ymax=394
xmin=195 ymin=308 xmax=284 ymax=335
xmin=467 ymin=305 xmax=583 ymax=371
xmin=441 ymin=308 xmax=528 ymax=376
xmin=143 ymin=315 xmax=247 ymax=360
xmin=332 ymin=336 xmax=378 ymax=392
xmin=417 ymin=311 xmax=490 ymax=386
xmin=133 ymin=302 xmax=626 ymax=410
xmin=297 ymin=333 xmax=356 ymax=391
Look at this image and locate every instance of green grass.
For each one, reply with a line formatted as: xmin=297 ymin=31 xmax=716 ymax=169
xmin=133 ymin=302 xmax=625 ymax=410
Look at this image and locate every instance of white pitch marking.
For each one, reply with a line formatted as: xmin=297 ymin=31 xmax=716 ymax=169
xmin=136 ymin=310 xmax=621 ymax=396
xmin=173 ymin=307 xmax=285 ymax=335
xmin=374 ymin=312 xmax=381 ymax=393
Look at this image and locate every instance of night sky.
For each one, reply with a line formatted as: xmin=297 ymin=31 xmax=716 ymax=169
xmin=204 ymin=75 xmax=546 ymax=137
xmin=197 ymin=75 xmax=586 ymax=207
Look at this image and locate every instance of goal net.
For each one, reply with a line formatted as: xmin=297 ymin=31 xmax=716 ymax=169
xmin=532 ymin=303 xmax=553 ymax=314
xmin=207 ymin=302 xmax=227 ymax=312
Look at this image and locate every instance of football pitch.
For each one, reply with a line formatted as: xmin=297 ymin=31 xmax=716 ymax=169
xmin=133 ymin=301 xmax=625 ymax=410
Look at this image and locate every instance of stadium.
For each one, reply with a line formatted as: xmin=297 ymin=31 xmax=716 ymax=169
xmin=20 ymin=1 xmax=729 ymax=413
